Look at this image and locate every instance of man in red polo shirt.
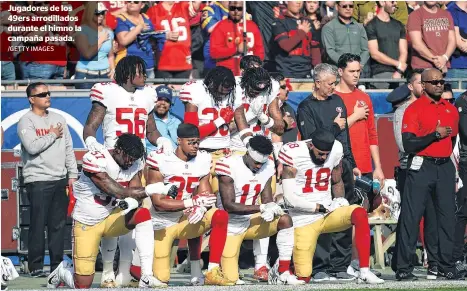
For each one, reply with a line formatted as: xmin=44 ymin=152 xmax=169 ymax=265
xmin=395 ymin=68 xmax=461 ymax=280
xmin=210 ymin=1 xmax=264 ymax=76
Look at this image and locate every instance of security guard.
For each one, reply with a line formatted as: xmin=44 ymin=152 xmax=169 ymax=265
xmin=453 ymin=91 xmax=467 ymax=273
xmin=395 ymin=69 xmax=460 ymax=280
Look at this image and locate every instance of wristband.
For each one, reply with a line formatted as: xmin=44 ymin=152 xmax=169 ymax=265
xmin=264 ymin=117 xmax=274 ymax=129
xmin=214 ymin=117 xmax=226 ymax=128
xmin=243 ymin=136 xmax=253 ymax=146
xmin=397 ymin=62 xmax=402 ymax=70
xmin=239 ymin=128 xmax=253 ymax=137
xmin=443 ymin=54 xmax=449 ymax=61
xmin=183 ymin=199 xmax=194 ymax=208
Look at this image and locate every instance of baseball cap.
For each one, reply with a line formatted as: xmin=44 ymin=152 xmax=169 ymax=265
xmin=97 ymin=2 xmax=108 ymax=13
xmin=156 ymin=85 xmax=173 ymax=103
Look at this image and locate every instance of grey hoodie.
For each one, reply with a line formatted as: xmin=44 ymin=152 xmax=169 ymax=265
xmin=17 ymin=110 xmax=78 ymax=184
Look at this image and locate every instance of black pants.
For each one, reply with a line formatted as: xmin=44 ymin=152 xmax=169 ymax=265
xmin=392 ymin=167 xmax=439 ymax=271
xmin=453 ymin=162 xmax=467 ymax=262
xmin=26 ymin=179 xmax=68 ymax=272
xmin=154 ymin=69 xmax=191 ymax=79
xmin=313 ymin=158 xmax=355 ymax=274
xmin=395 ymin=158 xmax=456 ymax=273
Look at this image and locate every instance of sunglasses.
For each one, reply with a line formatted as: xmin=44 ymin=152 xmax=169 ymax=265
xmin=280 ymin=85 xmax=288 ymax=90
xmin=127 ymin=1 xmax=141 ymax=4
xmin=424 ymin=79 xmax=445 ymax=86
xmin=95 ymin=11 xmax=106 ymax=16
xmin=187 ymin=140 xmax=200 ymax=146
xmin=30 ymin=91 xmax=51 ymax=98
xmin=229 ymin=6 xmax=242 ymax=11
xmin=340 ymin=4 xmax=354 ymax=9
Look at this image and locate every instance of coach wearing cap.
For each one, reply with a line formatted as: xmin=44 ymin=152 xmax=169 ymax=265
xmin=146 ymin=85 xmax=181 ymax=153
xmin=394 ymin=69 xmax=461 ymax=280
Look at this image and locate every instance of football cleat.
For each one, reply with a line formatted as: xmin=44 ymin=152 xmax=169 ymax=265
xmin=268 ymin=260 xmax=305 ymax=285
xmin=46 ymin=261 xmax=67 ymax=289
xmin=357 ymin=270 xmax=384 ymax=284
xmin=190 ymin=276 xmax=205 ymax=286
xmin=100 ymin=270 xmax=117 ymax=288
xmin=138 ymin=275 xmax=167 ymax=288
xmin=115 ymin=270 xmax=132 ymax=287
xmin=204 ymin=266 xmax=235 ymax=286
xmin=253 ymin=266 xmax=269 ymax=282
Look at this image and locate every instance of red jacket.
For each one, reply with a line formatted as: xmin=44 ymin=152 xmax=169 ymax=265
xmin=210 ymin=18 xmax=264 ymax=76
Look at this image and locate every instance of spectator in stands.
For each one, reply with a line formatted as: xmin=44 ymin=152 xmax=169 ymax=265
xmin=407 ymin=1 xmax=421 ymax=14
xmin=19 ymin=2 xmax=67 ymax=80
xmin=210 ymin=1 xmax=264 ymax=76
xmin=201 ymin=1 xmax=229 ymax=76
xmin=407 ymin=1 xmax=456 ymax=73
xmin=320 ymin=1 xmax=337 ymax=25
xmin=353 ymin=1 xmax=409 ymax=26
xmin=148 ymin=1 xmax=200 ymax=79
xmin=447 ymin=1 xmax=467 ymax=89
xmin=17 ymin=83 xmax=78 ymax=278
xmin=272 ymin=1 xmax=314 ymax=78
xmin=74 ymin=2 xmax=115 ymax=89
xmin=145 ymin=85 xmax=180 ymax=153
xmin=442 ymin=83 xmax=455 ymax=103
xmin=115 ymin=1 xmax=156 ymax=78
xmin=247 ymin=1 xmax=286 ymax=72
xmin=321 ymin=1 xmax=370 ymax=77
xmin=304 ymin=1 xmax=323 ymax=66
xmin=366 ymin=1 xmax=408 ymax=89
xmin=271 ymin=73 xmax=298 ymax=144
xmin=190 ymin=2 xmax=207 ymax=78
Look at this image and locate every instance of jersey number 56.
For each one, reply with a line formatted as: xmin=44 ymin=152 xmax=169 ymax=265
xmin=116 ymin=108 xmax=147 ymax=139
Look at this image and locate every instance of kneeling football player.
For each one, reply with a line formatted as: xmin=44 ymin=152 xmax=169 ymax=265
xmin=145 ymin=123 xmax=233 ymax=286
xmin=278 ymin=129 xmax=384 ymax=284
xmin=216 ymin=135 xmax=304 ymax=285
xmin=47 ymin=133 xmax=175 ymax=288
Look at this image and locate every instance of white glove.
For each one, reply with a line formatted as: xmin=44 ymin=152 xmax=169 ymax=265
xmin=117 ymin=197 xmax=139 ymax=215
xmin=273 ymin=142 xmax=283 ymax=159
xmin=183 ymin=193 xmax=217 ymax=208
xmin=185 ymin=206 xmax=207 ymax=224
xmin=327 ymin=197 xmax=349 ymax=212
xmin=156 ymin=137 xmax=174 ymax=156
xmin=261 ymin=202 xmax=284 ymax=216
xmin=145 ymin=182 xmax=176 ymax=196
xmin=1 ymin=256 xmax=19 ymax=283
xmin=85 ymin=136 xmax=106 ymax=152
xmin=260 ymin=202 xmax=279 ymax=222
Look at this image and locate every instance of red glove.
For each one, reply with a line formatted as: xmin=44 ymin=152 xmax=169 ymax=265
xmin=220 ymin=107 xmax=234 ymax=124
xmin=67 ymin=185 xmax=76 ymax=217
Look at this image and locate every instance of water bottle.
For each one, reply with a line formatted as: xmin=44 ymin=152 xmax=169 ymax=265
xmin=372 ymin=179 xmax=381 ymax=194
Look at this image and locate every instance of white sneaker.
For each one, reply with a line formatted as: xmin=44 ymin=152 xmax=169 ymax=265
xmin=139 ymin=275 xmax=168 ymax=288
xmin=279 ymin=271 xmax=306 ymax=285
xmin=47 ymin=261 xmax=66 ymax=289
xmin=115 ymin=270 xmax=132 ymax=287
xmin=236 ymin=279 xmax=246 ymax=285
xmin=357 ymin=270 xmax=384 ymax=284
xmin=100 ymin=270 xmax=117 ymax=288
xmin=190 ymin=276 xmax=205 ymax=286
xmin=347 ymin=261 xmax=360 ymax=277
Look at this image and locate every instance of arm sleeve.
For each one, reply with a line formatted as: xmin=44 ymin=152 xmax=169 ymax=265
xmin=296 ymin=103 xmax=316 ymax=140
xmin=89 ymin=83 xmax=109 ymax=107
xmin=277 ymin=144 xmax=294 ymax=167
xmin=393 ymin=108 xmax=405 ymax=152
xmin=359 ymin=24 xmax=370 ymax=66
xmin=179 ymin=81 xmax=198 ymax=103
xmin=341 ymin=104 xmax=358 ymax=169
xmin=17 ymin=117 xmax=57 ymax=156
xmin=365 ymin=21 xmax=377 ymax=41
xmin=321 ymin=23 xmax=340 ymax=64
xmin=367 ymin=99 xmax=378 ymax=145
xmin=82 ymin=151 xmax=107 ymax=173
xmin=401 ymin=105 xmax=437 ymax=153
xmin=146 ymin=150 xmax=161 ymax=170
xmin=214 ymin=158 xmax=233 ymax=178
xmin=210 ymin=22 xmax=237 ymax=59
xmin=114 ymin=17 xmax=129 ymax=34
xmin=64 ymin=121 xmax=79 ymax=179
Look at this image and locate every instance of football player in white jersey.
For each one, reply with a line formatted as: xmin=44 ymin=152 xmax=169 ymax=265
xmin=46 ymin=134 xmax=176 ymax=289
xmin=143 ymin=123 xmax=233 ymax=286
xmin=278 ymin=129 xmax=384 ymax=284
xmin=216 ymin=135 xmax=304 ymax=285
xmin=81 ymin=55 xmax=174 ymax=287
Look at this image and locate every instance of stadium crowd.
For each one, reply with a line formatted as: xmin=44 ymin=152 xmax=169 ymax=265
xmin=1 ymin=0 xmax=467 ymax=290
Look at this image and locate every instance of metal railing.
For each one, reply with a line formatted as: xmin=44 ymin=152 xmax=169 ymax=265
xmin=2 ymin=78 xmax=466 ymax=89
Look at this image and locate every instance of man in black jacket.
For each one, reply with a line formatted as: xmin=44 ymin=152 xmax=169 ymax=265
xmin=296 ymin=63 xmax=361 ymax=282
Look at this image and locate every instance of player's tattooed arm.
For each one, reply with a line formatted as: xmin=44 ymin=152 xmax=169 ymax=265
xmin=259 ymin=176 xmax=274 ymax=204
xmin=234 ymin=106 xmax=252 ymax=141
xmin=146 ymin=110 xmax=162 ymax=147
xmin=129 ymin=170 xmax=143 ymax=187
xmin=218 ymin=175 xmax=261 ymax=215
xmin=281 ymin=164 xmax=297 ymax=179
xmin=85 ymin=171 xmax=147 ymax=200
xmin=268 ymin=98 xmax=285 ymax=136
xmin=331 ymin=161 xmax=345 ymax=198
xmin=147 ymin=166 xmax=186 ymax=212
xmin=83 ymin=102 xmax=106 ymax=140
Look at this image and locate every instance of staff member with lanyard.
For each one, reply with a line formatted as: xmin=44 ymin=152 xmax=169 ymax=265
xmin=395 ymin=69 xmax=461 ymax=280
xmin=453 ymin=90 xmax=467 ymax=274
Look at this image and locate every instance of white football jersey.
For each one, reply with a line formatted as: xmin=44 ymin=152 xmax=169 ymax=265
xmin=230 ymin=77 xmax=280 ymax=152
xmin=179 ymin=80 xmax=240 ymax=150
xmin=278 ymin=140 xmax=343 ymax=227
xmin=90 ymin=82 xmax=157 ymax=149
xmin=215 ymin=154 xmax=275 ymax=235
xmin=146 ymin=149 xmax=212 ymax=230
xmin=72 ymin=149 xmax=144 ymax=226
